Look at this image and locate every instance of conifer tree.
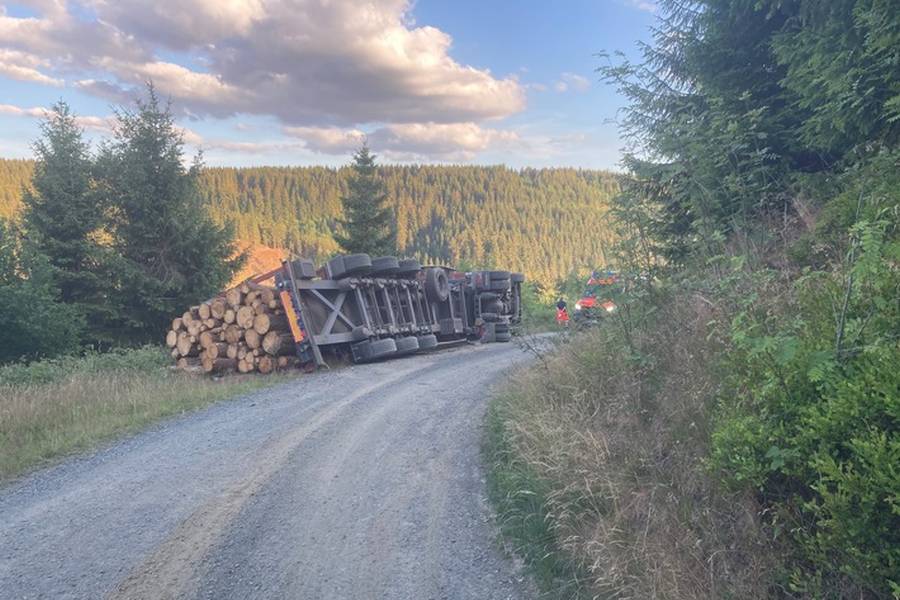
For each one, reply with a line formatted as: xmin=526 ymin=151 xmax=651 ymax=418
xmin=22 ymin=102 xmax=107 ymax=327
xmin=335 ymin=144 xmax=396 ymax=256
xmin=98 ymin=84 xmax=243 ymax=341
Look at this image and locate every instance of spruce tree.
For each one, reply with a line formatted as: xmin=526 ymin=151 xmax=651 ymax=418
xmin=99 ymin=84 xmax=243 ymax=341
xmin=335 ymin=145 xmax=396 ymax=256
xmin=22 ymin=102 xmax=108 ymax=330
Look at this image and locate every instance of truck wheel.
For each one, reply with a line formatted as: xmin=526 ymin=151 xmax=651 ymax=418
xmin=489 ymin=279 xmax=510 ymax=291
xmin=416 ymin=334 xmax=438 ymax=350
xmin=495 ymin=331 xmax=512 ymax=342
xmin=351 ymin=325 xmax=372 ymax=341
xmin=331 ymin=254 xmax=372 ymax=278
xmin=371 ymin=256 xmax=400 ymax=276
xmin=480 ymin=312 xmax=499 ymax=322
xmin=397 ymin=259 xmax=422 ymax=276
xmin=424 ymin=268 xmax=450 ymax=302
xmin=395 ymin=336 xmax=419 ymax=355
xmin=488 ymin=270 xmax=511 ymax=281
xmin=511 ymin=272 xmax=525 ymax=283
xmin=479 ymin=292 xmax=499 ymax=302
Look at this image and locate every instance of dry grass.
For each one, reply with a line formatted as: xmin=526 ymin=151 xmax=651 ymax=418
xmin=0 ymin=347 xmax=294 ymax=480
xmin=487 ymin=298 xmax=781 ymax=599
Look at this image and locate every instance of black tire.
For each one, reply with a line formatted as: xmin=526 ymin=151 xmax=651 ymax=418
xmin=292 ymin=259 xmax=317 ymax=280
xmin=489 ymin=279 xmax=510 ymax=291
xmin=416 ymin=334 xmax=438 ymax=350
xmin=479 ymin=292 xmax=499 ymax=302
xmin=342 ymin=253 xmax=373 ymax=275
xmin=397 ymin=259 xmax=422 ymax=276
xmin=371 ymin=256 xmax=400 ymax=276
xmin=494 ymin=323 xmax=510 ymax=333
xmin=511 ymin=272 xmax=525 ymax=283
xmin=424 ymin=268 xmax=450 ymax=302
xmin=480 ymin=312 xmax=499 ymax=322
xmin=495 ymin=331 xmax=512 ymax=342
xmin=326 ymin=256 xmax=346 ymax=279
xmin=351 ymin=325 xmax=372 ymax=341
xmin=488 ymin=270 xmax=511 ymax=281
xmin=395 ymin=336 xmax=419 ymax=355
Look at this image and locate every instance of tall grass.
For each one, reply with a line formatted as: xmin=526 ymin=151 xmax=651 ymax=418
xmin=0 ymin=347 xmax=293 ymax=480
xmin=486 ymin=298 xmax=778 ymax=599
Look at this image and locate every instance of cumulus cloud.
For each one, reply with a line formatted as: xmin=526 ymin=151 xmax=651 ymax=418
xmin=554 ymin=72 xmax=591 ymax=93
xmin=0 ymin=0 xmax=525 ymax=127
xmin=0 ymin=102 xmax=115 ymax=132
xmin=287 ymin=122 xmax=518 ymax=161
xmin=0 ymin=49 xmax=63 ymax=86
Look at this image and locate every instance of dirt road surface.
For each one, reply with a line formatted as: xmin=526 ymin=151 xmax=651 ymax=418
xmin=0 ymin=341 xmax=537 ymax=600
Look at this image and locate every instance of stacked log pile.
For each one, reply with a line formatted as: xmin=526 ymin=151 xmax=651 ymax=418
xmin=166 ymin=281 xmax=298 ymax=375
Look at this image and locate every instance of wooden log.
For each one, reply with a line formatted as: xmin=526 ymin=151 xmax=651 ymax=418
xmin=257 ymin=355 xmax=274 ymax=374
xmin=268 ymin=299 xmax=279 ymax=310
xmin=252 ymin=312 xmax=289 ymax=335
xmin=171 ymin=347 xmax=180 ymax=359
xmin=245 ymin=290 xmax=259 ymax=306
xmin=237 ymin=345 xmax=248 ymax=360
xmin=224 ymin=324 xmax=243 ymax=344
xmin=236 ymin=306 xmax=255 ymax=329
xmin=245 ymin=328 xmax=261 ymax=349
xmin=225 ymin=287 xmax=243 ymax=308
xmin=166 ymin=330 xmax=178 ymax=348
xmin=205 ymin=342 xmax=228 ymax=360
xmin=237 ymin=358 xmax=255 ymax=373
xmin=199 ymin=329 xmax=220 ymax=349
xmin=262 ymin=331 xmax=294 ymax=356
xmin=203 ymin=357 xmax=238 ymax=374
xmin=198 ymin=303 xmax=211 ymax=320
xmin=223 ymin=308 xmax=236 ymax=324
xmin=187 ymin=322 xmax=201 ymax=337
xmin=259 ymin=287 xmax=276 ymax=305
xmin=204 ymin=318 xmax=216 ymax=329
xmin=177 ymin=335 xmax=200 ymax=357
xmin=210 ymin=298 xmax=227 ymax=320
xmin=252 ymin=347 xmax=261 ymax=357
xmin=254 ymin=302 xmax=269 ymax=316
xmin=171 ymin=317 xmax=184 ymax=331
xmin=177 ymin=357 xmax=201 ymax=369
xmin=226 ymin=343 xmax=239 ymax=359
xmin=182 ymin=311 xmax=194 ymax=325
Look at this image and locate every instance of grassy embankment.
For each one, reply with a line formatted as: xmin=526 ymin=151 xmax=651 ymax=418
xmin=487 ymin=295 xmax=780 ymax=599
xmin=0 ymin=347 xmax=295 ymax=481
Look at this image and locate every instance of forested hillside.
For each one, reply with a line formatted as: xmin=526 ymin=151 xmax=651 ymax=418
xmin=0 ymin=160 xmax=618 ymax=285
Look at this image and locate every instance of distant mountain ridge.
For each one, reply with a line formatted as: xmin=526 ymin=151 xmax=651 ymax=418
xmin=0 ymin=159 xmax=619 ymax=285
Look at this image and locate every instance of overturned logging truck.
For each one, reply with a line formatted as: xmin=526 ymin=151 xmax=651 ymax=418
xmin=272 ymin=254 xmax=524 ymax=367
xmin=169 ymin=254 xmax=524 ymax=374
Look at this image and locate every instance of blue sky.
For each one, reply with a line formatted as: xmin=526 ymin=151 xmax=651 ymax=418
xmin=0 ymin=0 xmax=655 ymax=169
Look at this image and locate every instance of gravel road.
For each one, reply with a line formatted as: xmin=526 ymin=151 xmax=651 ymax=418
xmin=0 ymin=341 xmax=537 ymax=600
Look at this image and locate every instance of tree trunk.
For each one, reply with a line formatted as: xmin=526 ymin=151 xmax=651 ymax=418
xmin=202 ymin=356 xmax=237 ymax=374
xmin=252 ymin=312 xmax=288 ymax=335
xmin=166 ymin=330 xmax=178 ymax=348
xmin=236 ymin=306 xmax=255 ymax=329
xmin=244 ymin=328 xmax=261 ymax=349
xmin=224 ymin=324 xmax=243 ymax=344
xmin=223 ymin=308 xmax=236 ymax=324
xmin=171 ymin=317 xmax=183 ymax=331
xmin=226 ymin=287 xmax=243 ymax=308
xmin=262 ymin=331 xmax=294 ymax=356
xmin=198 ymin=303 xmax=211 ymax=320
xmin=226 ymin=343 xmax=239 ymax=359
xmin=210 ymin=298 xmax=227 ymax=319
xmin=257 ymin=355 xmax=274 ymax=374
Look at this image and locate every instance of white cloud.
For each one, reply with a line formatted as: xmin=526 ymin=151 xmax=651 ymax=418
xmin=0 ymin=49 xmax=63 ymax=86
xmin=625 ymin=0 xmax=657 ymax=12
xmin=554 ymin=72 xmax=590 ymax=93
xmin=0 ymin=0 xmax=525 ymax=127
xmin=286 ymin=122 xmax=518 ymax=161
